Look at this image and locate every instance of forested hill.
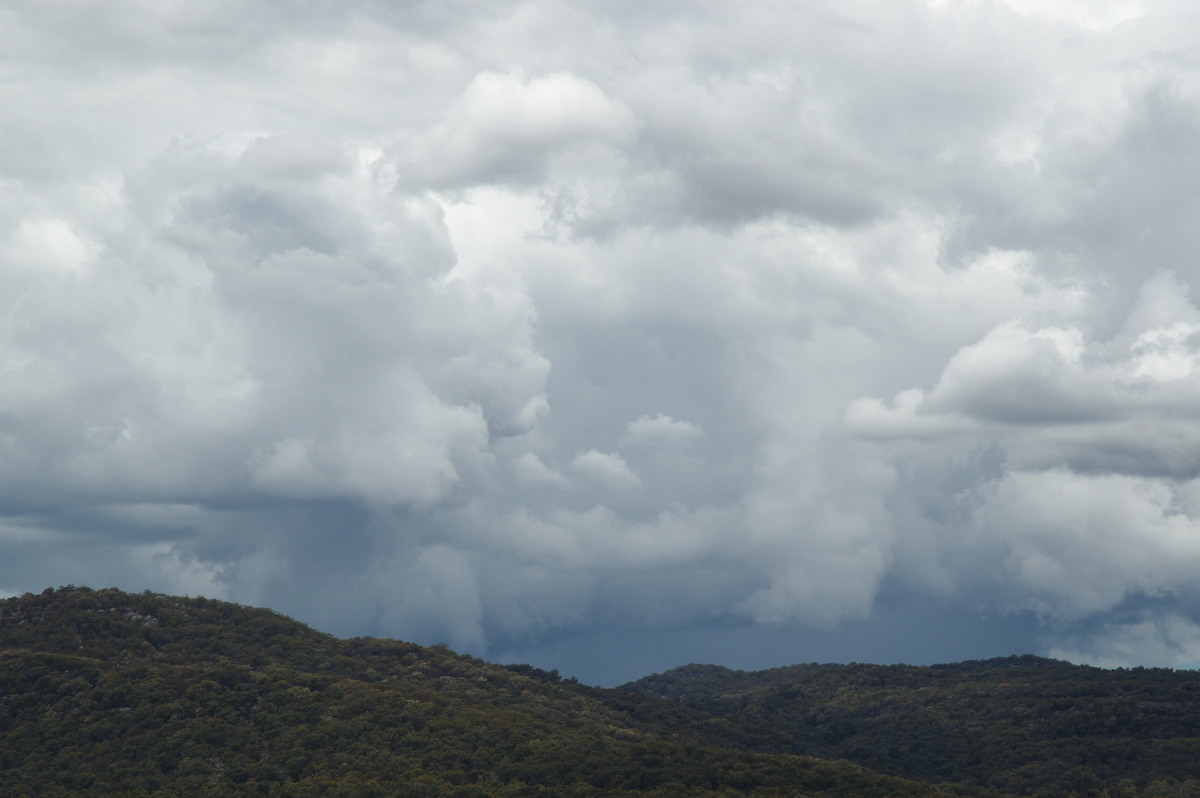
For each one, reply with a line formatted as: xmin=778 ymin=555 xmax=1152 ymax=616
xmin=623 ymin=657 xmax=1200 ymax=796
xmin=0 ymin=586 xmax=967 ymax=797
xmin=8 ymin=587 xmax=1200 ymax=797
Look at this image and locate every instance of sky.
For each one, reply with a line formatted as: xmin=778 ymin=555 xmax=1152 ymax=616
xmin=6 ymin=0 xmax=1200 ymax=686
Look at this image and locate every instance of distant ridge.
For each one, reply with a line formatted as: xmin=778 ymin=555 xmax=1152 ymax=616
xmin=623 ymin=653 xmax=1200 ymax=796
xmin=927 ymin=654 xmax=1074 ymax=670
xmin=619 ymin=655 xmax=1077 ymax=704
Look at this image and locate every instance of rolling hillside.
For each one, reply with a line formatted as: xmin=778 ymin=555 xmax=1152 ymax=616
xmin=8 ymin=585 xmax=1200 ymax=796
xmin=0 ymin=586 xmax=965 ymax=797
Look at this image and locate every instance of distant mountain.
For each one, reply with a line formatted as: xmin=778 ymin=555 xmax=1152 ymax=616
xmin=0 ymin=586 xmax=966 ymax=797
xmin=623 ymin=656 xmax=1200 ymax=796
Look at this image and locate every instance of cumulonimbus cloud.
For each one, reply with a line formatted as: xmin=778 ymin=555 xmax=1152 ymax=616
xmin=9 ymin=0 xmax=1200 ymax=680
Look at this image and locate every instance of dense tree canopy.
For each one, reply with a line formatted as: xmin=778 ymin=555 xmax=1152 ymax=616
xmin=624 ymin=658 xmax=1200 ymax=796
xmin=0 ymin=587 xmax=961 ymax=797
xmin=7 ymin=586 xmax=1200 ymax=796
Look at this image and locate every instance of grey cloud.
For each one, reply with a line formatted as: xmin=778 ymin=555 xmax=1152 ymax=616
xmin=1049 ymin=612 xmax=1200 ymax=670
xmin=12 ymin=0 xmax=1200 ymax=684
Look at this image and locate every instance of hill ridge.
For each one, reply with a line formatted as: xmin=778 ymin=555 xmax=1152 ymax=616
xmin=9 ymin=585 xmax=1200 ymax=797
xmin=0 ymin=585 xmax=972 ymax=797
xmin=623 ymin=649 xmax=1200 ymax=796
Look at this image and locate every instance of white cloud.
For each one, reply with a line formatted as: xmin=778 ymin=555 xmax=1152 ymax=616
xmin=846 ymin=388 xmax=974 ymax=440
xmin=623 ymin=413 xmax=703 ymax=446
xmin=511 ymin=452 xmax=569 ymax=488
xmin=568 ymin=450 xmax=643 ymax=491
xmin=966 ymin=470 xmax=1200 ymax=621
xmin=404 ymin=70 xmax=637 ymax=189
xmin=991 ymin=0 xmax=1146 ymax=31
xmin=847 ymin=272 xmax=1200 ymax=476
xmin=8 ymin=218 xmax=96 ymax=274
xmin=10 ymin=0 xmax=1200 ymax=682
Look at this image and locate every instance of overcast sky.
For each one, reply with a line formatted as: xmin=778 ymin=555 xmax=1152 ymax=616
xmin=7 ymin=0 xmax=1200 ymax=685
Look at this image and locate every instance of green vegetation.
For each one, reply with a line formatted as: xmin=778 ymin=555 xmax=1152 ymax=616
xmin=623 ymin=658 xmax=1200 ymax=797
xmin=9 ymin=586 xmax=1200 ymax=797
xmin=0 ymin=586 xmax=966 ymax=797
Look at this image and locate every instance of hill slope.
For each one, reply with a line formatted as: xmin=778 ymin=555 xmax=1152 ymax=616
xmin=0 ymin=586 xmax=966 ymax=797
xmin=623 ymin=658 xmax=1200 ymax=796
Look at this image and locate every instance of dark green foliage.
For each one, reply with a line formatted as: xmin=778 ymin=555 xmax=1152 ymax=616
xmin=15 ymin=586 xmax=1200 ymax=797
xmin=623 ymin=656 xmax=1200 ymax=797
xmin=1 ymin=586 xmax=962 ymax=797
